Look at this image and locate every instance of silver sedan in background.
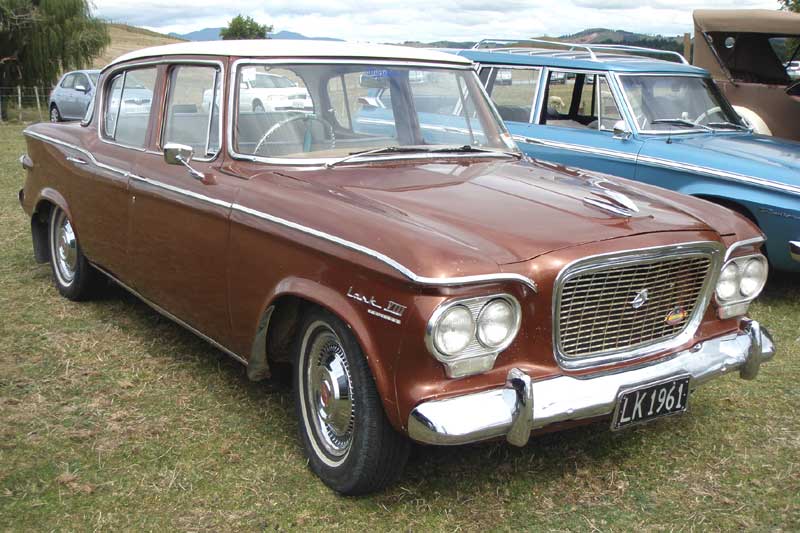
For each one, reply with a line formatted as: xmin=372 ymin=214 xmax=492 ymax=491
xmin=49 ymin=70 xmax=99 ymax=122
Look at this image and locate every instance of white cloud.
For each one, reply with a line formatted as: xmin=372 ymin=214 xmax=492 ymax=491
xmin=93 ymin=0 xmax=780 ymax=42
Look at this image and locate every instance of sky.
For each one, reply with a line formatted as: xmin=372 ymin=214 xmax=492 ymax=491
xmin=93 ymin=0 xmax=781 ymax=42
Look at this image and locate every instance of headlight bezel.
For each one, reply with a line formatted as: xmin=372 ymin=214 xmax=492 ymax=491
xmin=426 ymin=294 xmax=522 ymax=378
xmin=715 ymin=253 xmax=768 ymax=318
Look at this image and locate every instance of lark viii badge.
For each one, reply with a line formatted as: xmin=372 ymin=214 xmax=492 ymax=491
xmin=347 ymin=287 xmax=407 ymax=325
xmin=665 ymin=306 xmax=688 ymax=326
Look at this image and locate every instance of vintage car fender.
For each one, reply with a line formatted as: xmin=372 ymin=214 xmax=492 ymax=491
xmin=733 ymin=106 xmax=772 ymax=136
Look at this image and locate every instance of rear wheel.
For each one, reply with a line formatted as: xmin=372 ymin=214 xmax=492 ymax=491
xmin=50 ymin=105 xmax=62 ymax=123
xmin=294 ymin=307 xmax=409 ymax=495
xmin=48 ymin=206 xmax=100 ymax=300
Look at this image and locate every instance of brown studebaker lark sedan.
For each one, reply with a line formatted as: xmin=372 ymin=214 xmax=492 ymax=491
xmin=19 ymin=41 xmax=775 ymax=495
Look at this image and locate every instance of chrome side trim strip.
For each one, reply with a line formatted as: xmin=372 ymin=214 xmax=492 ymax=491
xmin=92 ymin=264 xmax=249 ymax=366
xmin=24 ymin=129 xmax=538 ymax=292
xmin=515 ymin=135 xmax=800 ymax=196
xmin=233 ymin=203 xmax=539 ymax=291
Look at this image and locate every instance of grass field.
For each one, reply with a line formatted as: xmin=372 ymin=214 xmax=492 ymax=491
xmin=0 ymin=122 xmax=798 ymax=531
xmin=91 ymin=24 xmax=184 ymax=69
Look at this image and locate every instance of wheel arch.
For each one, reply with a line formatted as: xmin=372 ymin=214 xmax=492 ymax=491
xmin=692 ymin=193 xmax=759 ymax=225
xmin=248 ymin=276 xmax=399 ymax=428
xmin=30 ymin=190 xmax=73 ymax=264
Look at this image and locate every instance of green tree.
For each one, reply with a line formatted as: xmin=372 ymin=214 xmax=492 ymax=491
xmin=219 ymin=14 xmax=272 ymax=40
xmin=779 ymin=0 xmax=799 ymax=12
xmin=0 ymin=0 xmax=109 ymax=88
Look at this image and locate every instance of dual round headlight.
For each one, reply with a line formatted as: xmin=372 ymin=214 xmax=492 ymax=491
xmin=715 ymin=256 xmax=768 ymax=303
xmin=432 ymin=297 xmax=520 ymax=357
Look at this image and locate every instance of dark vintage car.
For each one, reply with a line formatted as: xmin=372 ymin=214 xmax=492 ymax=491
xmin=19 ymin=41 xmax=775 ymax=495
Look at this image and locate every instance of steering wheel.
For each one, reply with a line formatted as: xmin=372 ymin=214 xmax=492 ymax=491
xmin=694 ymin=106 xmax=722 ymax=126
xmin=254 ymin=114 xmax=335 ymax=156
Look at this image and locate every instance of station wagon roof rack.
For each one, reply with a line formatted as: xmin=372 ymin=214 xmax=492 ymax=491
xmin=471 ymin=38 xmax=689 ymax=65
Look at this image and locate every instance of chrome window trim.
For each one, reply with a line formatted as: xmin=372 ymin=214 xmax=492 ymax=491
xmin=97 ymin=58 xmax=225 ymax=157
xmin=159 ymin=62 xmax=225 ymax=163
xmin=226 ymin=58 xmax=497 ymax=167
xmin=22 ymin=129 xmax=538 ymax=292
xmin=551 ymin=241 xmax=724 ymax=370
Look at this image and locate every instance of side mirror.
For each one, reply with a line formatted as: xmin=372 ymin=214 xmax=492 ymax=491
xmin=612 ymin=120 xmax=632 ymax=140
xmin=75 ymin=84 xmax=88 ymax=93
xmin=164 ymin=143 xmax=204 ymax=180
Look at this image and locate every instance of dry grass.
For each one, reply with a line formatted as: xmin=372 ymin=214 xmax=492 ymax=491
xmin=91 ymin=24 xmax=184 ymax=69
xmin=1 ymin=122 xmax=798 ymax=530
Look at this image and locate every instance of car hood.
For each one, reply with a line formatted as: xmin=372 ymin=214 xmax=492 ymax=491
xmin=275 ymin=158 xmax=731 ymax=272
xmin=641 ymin=133 xmax=800 ymax=191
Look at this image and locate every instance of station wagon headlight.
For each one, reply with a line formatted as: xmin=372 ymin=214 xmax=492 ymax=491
xmin=433 ymin=305 xmax=475 ymax=356
xmin=715 ymin=254 xmax=768 ymax=319
xmin=427 ymin=295 xmax=521 ymax=378
xmin=477 ymin=299 xmax=517 ymax=348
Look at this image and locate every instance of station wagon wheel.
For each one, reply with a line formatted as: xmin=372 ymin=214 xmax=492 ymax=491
xmin=50 ymin=105 xmax=62 ymax=123
xmin=294 ymin=307 xmax=409 ymax=495
xmin=47 ymin=206 xmax=100 ymax=300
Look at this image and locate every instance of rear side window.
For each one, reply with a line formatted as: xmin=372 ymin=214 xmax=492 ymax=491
xmin=485 ymin=67 xmax=541 ymax=123
xmin=103 ymin=67 xmax=157 ymax=148
xmin=162 ymin=65 xmax=221 ymax=158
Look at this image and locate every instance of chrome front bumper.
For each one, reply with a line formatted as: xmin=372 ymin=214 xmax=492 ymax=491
xmin=408 ymin=320 xmax=775 ymax=447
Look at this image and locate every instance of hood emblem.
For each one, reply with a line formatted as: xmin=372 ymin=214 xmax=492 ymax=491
xmin=665 ymin=306 xmax=689 ymax=326
xmin=583 ymin=178 xmax=640 ymax=218
xmin=631 ymin=289 xmax=649 ymax=309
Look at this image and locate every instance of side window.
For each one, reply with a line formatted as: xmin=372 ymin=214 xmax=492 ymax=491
xmin=74 ymin=74 xmax=89 ymax=90
xmin=541 ymin=71 xmax=622 ymax=131
xmin=103 ymin=67 xmax=156 ymax=148
xmin=61 ymin=74 xmax=76 ymax=89
xmin=163 ymin=65 xmax=221 ymax=158
xmin=486 ymin=67 xmax=540 ymax=123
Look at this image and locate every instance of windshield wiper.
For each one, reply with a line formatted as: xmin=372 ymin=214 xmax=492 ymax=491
xmin=651 ymin=118 xmax=713 ymax=132
xmin=325 ymin=145 xmax=519 ymax=168
xmin=707 ymin=121 xmax=750 ymax=131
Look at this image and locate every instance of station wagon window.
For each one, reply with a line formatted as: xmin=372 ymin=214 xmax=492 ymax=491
xmin=484 ymin=67 xmax=540 ymax=123
xmin=234 ymin=63 xmax=513 ymax=160
xmin=103 ymin=67 xmax=156 ymax=148
xmin=162 ymin=65 xmax=221 ymax=158
xmin=541 ymin=70 xmax=622 ymax=131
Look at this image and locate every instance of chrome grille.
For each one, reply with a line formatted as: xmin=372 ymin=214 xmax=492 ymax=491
xmin=557 ymin=253 xmax=713 ymax=360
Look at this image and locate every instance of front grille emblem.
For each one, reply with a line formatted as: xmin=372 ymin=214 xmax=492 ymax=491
xmin=631 ymin=289 xmax=649 ymax=309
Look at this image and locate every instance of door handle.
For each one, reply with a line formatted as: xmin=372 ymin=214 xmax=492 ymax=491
xmin=66 ymin=156 xmax=88 ymax=165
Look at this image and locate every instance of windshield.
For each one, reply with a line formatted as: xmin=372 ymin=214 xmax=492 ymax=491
xmin=233 ymin=63 xmax=517 ymax=161
xmin=89 ymin=73 xmax=99 ymax=85
xmin=619 ymin=75 xmax=745 ymax=133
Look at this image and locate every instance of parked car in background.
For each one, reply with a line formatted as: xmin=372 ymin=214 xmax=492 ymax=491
xmin=49 ymin=69 xmax=100 ymax=122
xmin=20 ymin=40 xmax=774 ymax=495
xmin=786 ymin=61 xmax=800 ymax=81
xmin=455 ymin=39 xmax=800 ymax=272
xmin=693 ymin=9 xmax=800 ymax=141
xmin=224 ymin=71 xmax=314 ymax=113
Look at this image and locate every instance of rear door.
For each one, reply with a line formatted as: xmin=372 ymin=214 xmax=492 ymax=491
xmin=128 ymin=61 xmax=236 ymax=344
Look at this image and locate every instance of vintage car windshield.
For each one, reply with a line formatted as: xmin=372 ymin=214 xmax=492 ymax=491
xmin=233 ymin=63 xmax=517 ymax=161
xmin=619 ymin=75 xmax=745 ymax=133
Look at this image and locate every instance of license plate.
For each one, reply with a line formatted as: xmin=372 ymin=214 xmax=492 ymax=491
xmin=612 ymin=376 xmax=690 ymax=430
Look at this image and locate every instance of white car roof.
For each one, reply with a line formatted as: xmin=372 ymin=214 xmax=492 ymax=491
xmin=107 ymin=40 xmax=472 ymax=69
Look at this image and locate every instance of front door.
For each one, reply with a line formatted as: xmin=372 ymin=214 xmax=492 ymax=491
xmin=128 ymin=63 xmax=236 ymax=344
xmin=482 ymin=66 xmax=643 ymax=179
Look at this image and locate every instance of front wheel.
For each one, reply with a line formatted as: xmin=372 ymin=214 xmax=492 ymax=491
xmin=48 ymin=206 xmax=100 ymax=300
xmin=50 ymin=105 xmax=62 ymax=123
xmin=294 ymin=308 xmax=410 ymax=495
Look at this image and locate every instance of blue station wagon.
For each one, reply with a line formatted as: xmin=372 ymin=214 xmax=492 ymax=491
xmin=453 ymin=40 xmax=800 ymax=272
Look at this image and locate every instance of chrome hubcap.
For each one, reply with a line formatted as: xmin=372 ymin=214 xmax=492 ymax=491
xmin=50 ymin=108 xmax=58 ymax=122
xmin=305 ymin=328 xmax=355 ymax=458
xmin=52 ymin=210 xmax=77 ymax=284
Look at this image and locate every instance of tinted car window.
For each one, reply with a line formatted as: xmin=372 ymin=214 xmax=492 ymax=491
xmin=162 ymin=65 xmax=221 ymax=157
xmin=103 ymin=67 xmax=157 ymax=148
xmin=61 ymin=74 xmax=76 ymax=89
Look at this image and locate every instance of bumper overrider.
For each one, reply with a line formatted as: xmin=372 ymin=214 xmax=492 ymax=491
xmin=408 ymin=320 xmax=775 ymax=447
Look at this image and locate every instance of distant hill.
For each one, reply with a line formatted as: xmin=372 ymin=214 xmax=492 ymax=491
xmin=169 ymin=28 xmax=343 ymax=42
xmin=93 ymin=23 xmax=184 ymax=68
xmin=556 ymin=28 xmax=684 ymax=52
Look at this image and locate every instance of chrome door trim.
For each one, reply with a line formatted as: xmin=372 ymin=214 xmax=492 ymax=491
xmin=24 ymin=129 xmax=538 ymax=292
xmin=513 ymin=135 xmax=639 ymax=162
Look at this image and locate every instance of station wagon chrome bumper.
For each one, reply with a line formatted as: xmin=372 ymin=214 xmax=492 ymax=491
xmin=408 ymin=320 xmax=774 ymax=447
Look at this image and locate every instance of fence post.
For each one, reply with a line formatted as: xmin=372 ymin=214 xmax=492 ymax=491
xmin=34 ymin=87 xmax=43 ymax=122
xmin=0 ymin=87 xmax=4 ymax=124
xmin=17 ymin=86 xmax=22 ymax=122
